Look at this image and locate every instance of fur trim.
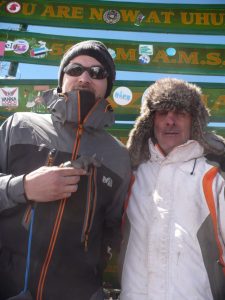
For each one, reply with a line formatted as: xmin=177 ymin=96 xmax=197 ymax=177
xmin=127 ymin=78 xmax=225 ymax=169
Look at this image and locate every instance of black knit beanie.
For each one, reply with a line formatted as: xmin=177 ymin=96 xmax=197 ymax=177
xmin=58 ymin=40 xmax=116 ymax=98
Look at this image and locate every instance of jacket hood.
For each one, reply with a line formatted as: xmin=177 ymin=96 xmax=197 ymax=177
xmin=41 ymin=88 xmax=115 ymax=130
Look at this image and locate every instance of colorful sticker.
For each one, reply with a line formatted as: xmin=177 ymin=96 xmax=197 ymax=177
xmin=0 ymin=42 xmax=6 ymax=56
xmin=0 ymin=87 xmax=19 ymax=107
xmin=113 ymin=87 xmax=133 ymax=106
xmin=13 ymin=39 xmax=29 ymax=54
xmin=30 ymin=41 xmax=52 ymax=58
xmin=134 ymin=13 xmax=145 ymax=26
xmin=6 ymin=1 xmax=21 ymax=14
xmin=103 ymin=10 xmax=120 ymax=24
xmin=139 ymin=44 xmax=153 ymax=56
xmin=139 ymin=54 xmax=150 ymax=64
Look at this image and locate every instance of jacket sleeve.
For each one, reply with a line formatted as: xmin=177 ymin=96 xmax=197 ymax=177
xmin=0 ymin=115 xmax=27 ymax=212
xmin=119 ymin=177 xmax=148 ymax=300
xmin=217 ymin=174 xmax=225 ymax=250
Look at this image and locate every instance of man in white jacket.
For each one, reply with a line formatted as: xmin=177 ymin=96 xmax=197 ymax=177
xmin=120 ymin=78 xmax=225 ymax=300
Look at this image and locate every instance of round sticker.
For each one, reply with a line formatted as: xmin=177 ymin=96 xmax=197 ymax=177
xmin=166 ymin=48 xmax=176 ymax=56
xmin=13 ymin=40 xmax=29 ymax=54
xmin=6 ymin=1 xmax=21 ymax=14
xmin=103 ymin=10 xmax=120 ymax=24
xmin=108 ymin=48 xmax=116 ymax=60
xmin=139 ymin=54 xmax=150 ymax=64
xmin=113 ymin=87 xmax=133 ymax=106
xmin=141 ymin=88 xmax=149 ymax=105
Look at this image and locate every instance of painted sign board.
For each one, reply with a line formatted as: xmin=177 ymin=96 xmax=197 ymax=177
xmin=0 ymin=1 xmax=224 ymax=35
xmin=1 ymin=79 xmax=225 ymax=144
xmin=1 ymin=30 xmax=225 ymax=76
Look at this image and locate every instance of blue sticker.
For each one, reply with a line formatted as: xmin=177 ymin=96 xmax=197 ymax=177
xmin=166 ymin=48 xmax=176 ymax=56
xmin=108 ymin=48 xmax=116 ymax=60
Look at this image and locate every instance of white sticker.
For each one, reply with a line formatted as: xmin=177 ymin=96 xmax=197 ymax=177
xmin=13 ymin=40 xmax=29 ymax=54
xmin=5 ymin=40 xmax=14 ymax=51
xmin=141 ymin=88 xmax=149 ymax=105
xmin=0 ymin=87 xmax=19 ymax=107
xmin=139 ymin=44 xmax=153 ymax=56
xmin=113 ymin=87 xmax=133 ymax=106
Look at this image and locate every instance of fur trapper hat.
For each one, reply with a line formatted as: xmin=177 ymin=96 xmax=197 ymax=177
xmin=127 ymin=78 xmax=225 ymax=169
xmin=58 ymin=40 xmax=115 ymax=98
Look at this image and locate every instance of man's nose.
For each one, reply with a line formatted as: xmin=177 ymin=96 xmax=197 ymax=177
xmin=166 ymin=112 xmax=176 ymax=125
xmin=78 ymin=71 xmax=91 ymax=83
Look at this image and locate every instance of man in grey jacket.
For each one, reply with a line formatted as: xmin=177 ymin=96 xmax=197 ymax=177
xmin=0 ymin=40 xmax=131 ymax=300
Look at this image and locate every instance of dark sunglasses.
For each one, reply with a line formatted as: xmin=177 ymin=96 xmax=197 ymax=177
xmin=64 ymin=63 xmax=108 ymax=80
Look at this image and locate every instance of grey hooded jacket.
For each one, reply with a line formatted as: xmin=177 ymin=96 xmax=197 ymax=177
xmin=0 ymin=89 xmax=131 ymax=300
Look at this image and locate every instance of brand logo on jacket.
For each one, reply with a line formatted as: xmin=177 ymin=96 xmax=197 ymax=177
xmin=102 ymin=176 xmax=113 ymax=187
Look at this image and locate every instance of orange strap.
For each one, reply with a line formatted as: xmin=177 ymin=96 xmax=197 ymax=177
xmin=202 ymin=166 xmax=225 ymax=275
xmin=37 ymin=97 xmax=81 ymax=299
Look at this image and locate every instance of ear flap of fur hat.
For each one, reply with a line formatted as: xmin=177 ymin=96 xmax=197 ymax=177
xmin=127 ymin=78 xmax=225 ymax=169
xmin=127 ymin=112 xmax=153 ymax=170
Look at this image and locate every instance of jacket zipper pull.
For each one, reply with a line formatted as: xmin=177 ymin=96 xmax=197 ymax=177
xmin=84 ymin=233 xmax=89 ymax=252
xmin=46 ymin=148 xmax=57 ymax=166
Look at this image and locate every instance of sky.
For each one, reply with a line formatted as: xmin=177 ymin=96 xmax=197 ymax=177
xmin=0 ymin=0 xmax=225 ymax=84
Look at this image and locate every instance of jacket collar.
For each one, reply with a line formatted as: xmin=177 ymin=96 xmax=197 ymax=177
xmin=42 ymin=88 xmax=115 ymax=129
xmin=149 ymin=138 xmax=204 ymax=163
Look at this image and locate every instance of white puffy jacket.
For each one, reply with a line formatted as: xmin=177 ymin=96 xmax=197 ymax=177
xmin=120 ymin=139 xmax=225 ymax=300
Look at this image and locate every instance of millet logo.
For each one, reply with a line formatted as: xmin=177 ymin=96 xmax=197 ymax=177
xmin=102 ymin=176 xmax=113 ymax=187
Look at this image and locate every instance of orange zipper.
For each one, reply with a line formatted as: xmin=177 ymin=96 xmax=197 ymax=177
xmin=36 ymin=198 xmax=67 ymax=300
xmin=36 ymin=91 xmax=99 ymax=299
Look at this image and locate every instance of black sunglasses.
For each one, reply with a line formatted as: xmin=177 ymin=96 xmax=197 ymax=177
xmin=64 ymin=63 xmax=108 ymax=80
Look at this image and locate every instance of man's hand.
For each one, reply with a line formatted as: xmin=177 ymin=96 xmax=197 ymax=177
xmin=24 ymin=166 xmax=86 ymax=202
